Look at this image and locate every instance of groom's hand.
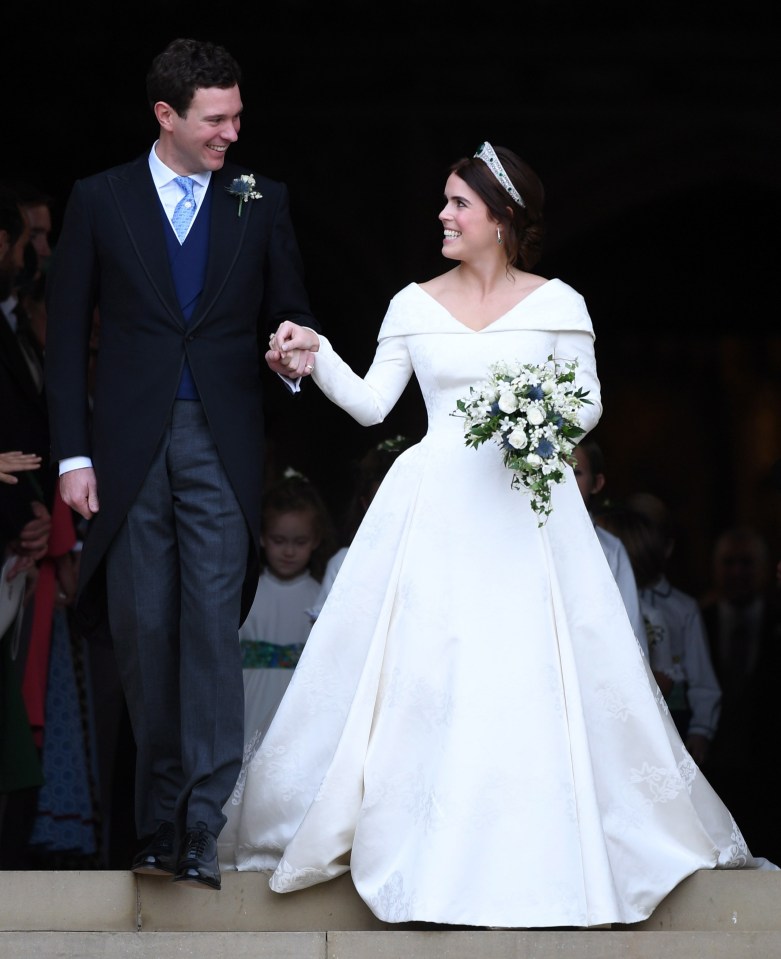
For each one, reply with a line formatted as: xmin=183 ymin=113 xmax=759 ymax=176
xmin=266 ymin=323 xmax=320 ymax=379
xmin=60 ymin=467 xmax=100 ymax=520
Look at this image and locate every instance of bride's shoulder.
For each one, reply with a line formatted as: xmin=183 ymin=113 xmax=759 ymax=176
xmin=514 ymin=269 xmax=548 ymax=290
xmin=385 ymin=282 xmax=423 ymax=313
xmin=522 ymin=276 xmax=588 ymax=308
xmin=540 ymin=276 xmax=582 ymax=299
xmin=416 ymin=268 xmax=457 ymax=297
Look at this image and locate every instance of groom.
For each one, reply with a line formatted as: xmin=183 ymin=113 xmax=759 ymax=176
xmin=45 ymin=38 xmax=317 ymax=889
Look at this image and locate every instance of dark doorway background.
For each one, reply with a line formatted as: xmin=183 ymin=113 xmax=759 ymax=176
xmin=4 ymin=0 xmax=780 ymax=594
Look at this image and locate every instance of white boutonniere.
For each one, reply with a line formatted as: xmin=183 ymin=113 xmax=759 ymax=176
xmin=226 ymin=173 xmax=263 ymax=216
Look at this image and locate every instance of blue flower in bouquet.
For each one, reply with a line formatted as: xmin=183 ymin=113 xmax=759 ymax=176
xmin=535 ymin=438 xmax=555 ymax=459
xmin=453 ymin=355 xmax=592 ymax=526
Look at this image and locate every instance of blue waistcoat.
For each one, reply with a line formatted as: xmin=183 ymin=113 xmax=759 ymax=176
xmin=161 ymin=184 xmax=212 ymax=400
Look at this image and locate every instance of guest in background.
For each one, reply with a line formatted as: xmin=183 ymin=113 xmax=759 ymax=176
xmin=594 ymin=503 xmax=675 ymax=697
xmin=0 ymin=186 xmax=51 ymax=535
xmin=0 ymin=180 xmax=54 ymax=280
xmin=571 ymin=439 xmax=648 ymax=656
xmin=627 ymin=491 xmax=721 ymax=767
xmin=700 ymin=524 xmax=781 ymax=863
xmin=0 ymin=452 xmax=42 ymax=486
xmin=1 ymin=183 xmax=85 ymax=867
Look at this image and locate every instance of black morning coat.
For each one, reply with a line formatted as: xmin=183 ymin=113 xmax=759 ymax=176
xmin=44 ymin=155 xmax=320 ymax=638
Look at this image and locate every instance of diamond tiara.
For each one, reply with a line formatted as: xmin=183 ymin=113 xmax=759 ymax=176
xmin=473 ymin=141 xmax=525 ymax=209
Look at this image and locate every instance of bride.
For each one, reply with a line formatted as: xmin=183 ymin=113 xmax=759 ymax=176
xmin=220 ymin=141 xmax=775 ymax=928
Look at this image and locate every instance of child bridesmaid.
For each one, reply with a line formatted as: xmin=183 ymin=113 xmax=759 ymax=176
xmin=240 ymin=472 xmax=335 ymax=744
xmin=219 ymin=472 xmax=335 ymax=868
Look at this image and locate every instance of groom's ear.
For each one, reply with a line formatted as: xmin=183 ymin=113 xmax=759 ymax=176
xmin=154 ymin=100 xmax=176 ymax=131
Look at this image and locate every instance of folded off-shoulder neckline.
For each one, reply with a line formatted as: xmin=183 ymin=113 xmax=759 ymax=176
xmin=411 ymin=278 xmax=558 ymax=333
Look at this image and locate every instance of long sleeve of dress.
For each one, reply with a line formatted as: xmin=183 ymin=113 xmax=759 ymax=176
xmin=310 ymin=333 xmax=414 ymax=427
xmin=553 ymin=328 xmax=603 ymax=437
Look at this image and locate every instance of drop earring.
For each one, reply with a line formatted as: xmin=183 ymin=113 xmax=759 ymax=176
xmin=496 ymin=228 xmax=503 ymax=245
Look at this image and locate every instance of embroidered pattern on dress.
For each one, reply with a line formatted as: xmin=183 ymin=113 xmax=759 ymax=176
xmin=230 ymin=725 xmax=265 ymax=805
xmin=252 ymin=740 xmax=317 ymax=803
xmin=677 ymin=751 xmax=697 ymax=793
xmin=595 ymin=683 xmax=634 ymax=723
xmin=629 ymin=761 xmax=690 ymax=803
xmin=270 ymin=858 xmax=339 ymax=893
xmin=383 ymin=666 xmax=454 ymax=725
xmin=718 ymin=814 xmax=750 ymax=867
xmin=366 ymin=871 xmax=417 ymax=923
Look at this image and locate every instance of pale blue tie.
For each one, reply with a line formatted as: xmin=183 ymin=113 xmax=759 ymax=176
xmin=171 ymin=176 xmax=196 ymax=242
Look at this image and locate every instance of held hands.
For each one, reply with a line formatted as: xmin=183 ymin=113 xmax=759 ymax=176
xmin=60 ymin=466 xmax=100 ymax=521
xmin=266 ymin=322 xmax=320 ymax=379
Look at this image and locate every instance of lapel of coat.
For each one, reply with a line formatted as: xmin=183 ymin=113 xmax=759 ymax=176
xmin=107 ymin=159 xmax=255 ymax=331
xmin=107 ymin=156 xmax=183 ymax=327
xmin=189 ymin=165 xmax=253 ymax=331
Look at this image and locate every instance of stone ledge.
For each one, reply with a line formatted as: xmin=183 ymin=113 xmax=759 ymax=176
xmin=2 ymin=930 xmax=781 ymax=959
xmin=0 ymin=931 xmax=324 ymax=959
xmin=2 ymin=868 xmax=781 ymax=933
xmin=0 ymin=870 xmax=137 ymax=932
xmin=328 ymin=930 xmax=781 ymax=959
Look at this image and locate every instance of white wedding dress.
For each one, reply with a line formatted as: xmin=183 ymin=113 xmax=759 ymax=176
xmin=223 ymin=279 xmax=774 ymax=927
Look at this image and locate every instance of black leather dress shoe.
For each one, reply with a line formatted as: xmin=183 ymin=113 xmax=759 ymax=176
xmin=131 ymin=821 xmax=176 ymax=876
xmin=172 ymin=822 xmax=221 ymax=890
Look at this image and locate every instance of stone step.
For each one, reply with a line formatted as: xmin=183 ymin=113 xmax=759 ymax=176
xmin=2 ymin=930 xmax=781 ymax=959
xmin=2 ymin=869 xmax=781 ymax=958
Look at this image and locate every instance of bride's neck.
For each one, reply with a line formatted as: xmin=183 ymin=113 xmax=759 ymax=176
xmin=452 ymin=262 xmax=520 ymax=298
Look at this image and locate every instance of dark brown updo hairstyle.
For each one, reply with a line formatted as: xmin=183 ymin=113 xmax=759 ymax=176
xmin=449 ymin=145 xmax=545 ymax=272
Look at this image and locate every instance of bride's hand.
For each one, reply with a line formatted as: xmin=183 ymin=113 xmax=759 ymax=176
xmin=266 ymin=323 xmax=320 ymax=378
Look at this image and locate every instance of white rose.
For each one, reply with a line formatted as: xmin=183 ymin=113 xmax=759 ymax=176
xmin=498 ymin=391 xmax=518 ymax=414
xmin=527 ymin=453 xmax=543 ymax=467
xmin=527 ymin=406 xmax=545 ymax=426
xmin=507 ymin=427 xmax=528 ymax=450
xmin=542 ymin=377 xmax=555 ymax=394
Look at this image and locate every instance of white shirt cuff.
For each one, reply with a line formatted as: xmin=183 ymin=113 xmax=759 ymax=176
xmin=278 ymin=372 xmax=302 ymax=394
xmin=59 ymin=456 xmax=93 ymax=475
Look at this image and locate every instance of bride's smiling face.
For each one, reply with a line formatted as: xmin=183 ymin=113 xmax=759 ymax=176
xmin=438 ymin=173 xmax=497 ymax=260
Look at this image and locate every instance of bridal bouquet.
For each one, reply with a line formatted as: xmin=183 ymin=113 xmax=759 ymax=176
xmin=454 ymin=355 xmax=592 ymax=525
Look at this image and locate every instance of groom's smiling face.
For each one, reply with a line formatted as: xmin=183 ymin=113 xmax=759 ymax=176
xmin=156 ymin=84 xmax=243 ymax=176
